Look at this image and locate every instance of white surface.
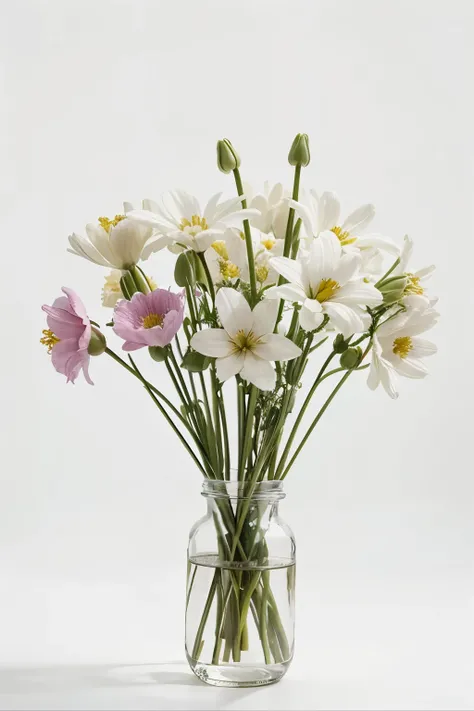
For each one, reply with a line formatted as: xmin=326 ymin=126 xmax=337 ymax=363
xmin=1 ymin=0 xmax=473 ymax=709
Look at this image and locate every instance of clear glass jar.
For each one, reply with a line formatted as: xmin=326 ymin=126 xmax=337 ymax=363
xmin=185 ymin=479 xmax=296 ymax=687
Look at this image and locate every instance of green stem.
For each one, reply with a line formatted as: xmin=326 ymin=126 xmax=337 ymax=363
xmin=280 ymin=343 xmax=373 ymax=479
xmin=233 ymin=168 xmax=257 ymax=304
xmin=238 ymin=386 xmax=258 ymax=481
xmin=198 ymin=252 xmax=216 ymax=304
xmin=276 ymin=164 xmax=301 ymax=326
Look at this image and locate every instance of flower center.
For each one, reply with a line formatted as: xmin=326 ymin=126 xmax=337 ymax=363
xmin=313 ymin=278 xmax=340 ymax=303
xmin=392 ymin=336 xmax=413 ymax=358
xmin=331 ymin=225 xmax=357 ymax=246
xmin=256 ymin=265 xmax=269 ymax=283
xmin=219 ymin=260 xmax=240 ymax=279
xmin=40 ymin=329 xmax=60 ymax=353
xmin=404 ymin=273 xmax=424 ymax=295
xmin=231 ymin=329 xmax=260 ymax=353
xmin=142 ymin=313 xmax=164 ymax=329
xmin=179 ymin=215 xmax=208 ymax=235
xmin=262 ymin=237 xmax=275 ymax=251
xmin=98 ymin=214 xmax=126 ymax=233
xmin=212 ymin=240 xmax=229 ymax=260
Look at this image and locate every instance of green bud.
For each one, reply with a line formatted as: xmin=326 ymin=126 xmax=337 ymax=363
xmin=340 ymin=346 xmax=362 ymax=370
xmin=148 ymin=346 xmax=168 ymax=362
xmin=187 ymin=250 xmax=208 ymax=285
xmin=216 ymin=138 xmax=240 ymax=173
xmin=333 ymin=333 xmax=349 ymax=354
xmin=88 ymin=327 xmax=107 ymax=356
xmin=181 ymin=351 xmax=210 ymax=372
xmin=379 ymin=275 xmax=408 ymax=305
xmin=288 ymin=133 xmax=310 ymax=167
xmin=174 ymin=252 xmax=196 ymax=287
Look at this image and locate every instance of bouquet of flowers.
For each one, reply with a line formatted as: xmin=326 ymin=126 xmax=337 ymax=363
xmin=41 ymin=134 xmax=438 ymax=686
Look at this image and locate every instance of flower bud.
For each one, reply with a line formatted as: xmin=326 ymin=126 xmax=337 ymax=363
xmin=379 ymin=275 xmax=408 ymax=305
xmin=174 ymin=252 xmax=196 ymax=287
xmin=88 ymin=327 xmax=107 ymax=356
xmin=339 ymin=346 xmax=362 ymax=370
xmin=333 ymin=333 xmax=349 ymax=354
xmin=181 ymin=351 xmax=210 ymax=372
xmin=288 ymin=133 xmax=310 ymax=167
xmin=216 ymin=138 xmax=241 ymax=174
xmin=148 ymin=345 xmax=168 ymax=362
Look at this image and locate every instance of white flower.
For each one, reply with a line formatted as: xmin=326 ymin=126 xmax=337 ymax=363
xmin=68 ymin=213 xmax=159 ymax=269
xmin=246 ymin=182 xmax=290 ymax=239
xmin=394 ymin=235 xmax=436 ymax=310
xmin=126 ymin=190 xmax=259 ymax=253
xmin=190 ymin=288 xmax=301 ymax=391
xmin=291 ymin=190 xmax=399 ymax=274
xmin=367 ymin=307 xmax=439 ymax=399
xmin=102 ymin=269 xmax=123 ymax=307
xmin=267 ymin=231 xmax=382 ymax=337
xmin=253 ymin=231 xmax=284 ymax=286
xmin=205 ymin=229 xmax=249 ymax=286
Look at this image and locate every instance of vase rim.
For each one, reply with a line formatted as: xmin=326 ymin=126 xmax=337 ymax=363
xmin=202 ymin=478 xmax=285 ymax=501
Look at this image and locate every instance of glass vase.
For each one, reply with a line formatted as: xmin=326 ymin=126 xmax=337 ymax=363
xmin=185 ymin=479 xmax=296 ymax=687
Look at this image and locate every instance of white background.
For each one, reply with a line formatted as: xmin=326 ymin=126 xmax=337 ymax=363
xmin=1 ymin=1 xmax=473 ymax=709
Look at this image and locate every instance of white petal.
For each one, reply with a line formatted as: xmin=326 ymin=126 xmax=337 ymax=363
xmin=331 ymin=253 xmax=361 ymax=285
xmin=203 ymin=192 xmax=223 ymax=222
xmin=216 ymin=288 xmax=252 ymax=337
xmin=356 ymin=233 xmax=400 ymax=255
xmin=268 ymin=183 xmax=284 ymax=206
xmin=317 ymin=191 xmax=340 ymax=232
xmin=265 ymin=284 xmax=307 ymax=303
xmin=333 ymin=281 xmax=382 ymax=306
xmin=308 ymin=232 xmax=341 ymax=282
xmin=288 ymin=199 xmax=315 ymax=238
xmin=367 ymin=356 xmax=381 ymax=391
xmin=380 ymin=360 xmax=399 ymax=398
xmin=240 ymin=352 xmax=276 ymax=391
xmin=269 ymin=256 xmax=306 ymax=290
xmin=109 ymin=220 xmax=149 ymax=267
xmin=141 ymin=234 xmax=173 ymax=260
xmin=394 ymin=356 xmax=428 ymax=379
xmin=303 ymin=297 xmax=323 ymax=313
xmin=68 ymin=232 xmax=112 ymax=268
xmin=324 ymin=302 xmax=365 ymax=337
xmin=217 ymin=208 xmax=261 ymax=228
xmin=299 ymin=305 xmax=325 ymax=332
xmin=342 ymin=204 xmax=375 ymax=234
xmin=190 ymin=329 xmax=231 ymax=357
xmin=215 ymin=352 xmax=244 ymax=382
xmin=127 ymin=209 xmax=171 ymax=232
xmin=253 ymin=333 xmax=301 ymax=362
xmin=193 ymin=230 xmax=218 ymax=252
xmin=251 ymin=299 xmax=278 ymax=337
xmin=410 ymin=338 xmax=437 ymax=357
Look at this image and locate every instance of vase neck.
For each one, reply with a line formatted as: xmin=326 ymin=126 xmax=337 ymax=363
xmin=202 ymin=479 xmax=285 ymax=503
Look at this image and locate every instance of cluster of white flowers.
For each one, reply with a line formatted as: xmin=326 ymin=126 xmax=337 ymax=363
xmin=67 ymin=165 xmax=438 ymax=400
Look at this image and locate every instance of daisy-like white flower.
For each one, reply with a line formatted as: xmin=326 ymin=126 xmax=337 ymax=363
xmin=253 ymin=231 xmax=284 ymax=287
xmin=267 ymin=231 xmax=382 ymax=337
xmin=127 ymin=190 xmax=259 ymax=254
xmin=205 ymin=229 xmax=249 ymax=286
xmin=68 ymin=213 xmax=160 ymax=270
xmin=246 ymin=182 xmax=290 ymax=239
xmin=367 ymin=307 xmax=439 ymax=399
xmin=290 ymin=190 xmax=399 ymax=275
xmin=190 ymin=288 xmax=301 ymax=391
xmin=394 ymin=235 xmax=435 ymax=310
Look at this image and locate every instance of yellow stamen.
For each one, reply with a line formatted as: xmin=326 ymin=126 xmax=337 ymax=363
xmin=98 ymin=214 xmax=126 ymax=233
xmin=147 ymin=275 xmax=157 ymax=291
xmin=231 ymin=329 xmax=260 ymax=354
xmin=40 ymin=329 xmax=60 ymax=353
xmin=179 ymin=215 xmax=208 ymax=232
xmin=404 ymin=273 xmax=424 ymax=295
xmin=392 ymin=336 xmax=413 ymax=358
xmin=212 ymin=240 xmax=229 ymax=260
xmin=313 ymin=278 xmax=340 ymax=303
xmin=239 ymin=231 xmax=245 ymax=240
xmin=256 ymin=266 xmax=269 ymax=283
xmin=331 ymin=225 xmax=357 ymax=246
xmin=219 ymin=260 xmax=240 ymax=279
xmin=262 ymin=238 xmax=275 ymax=251
xmin=142 ymin=313 xmax=164 ymax=329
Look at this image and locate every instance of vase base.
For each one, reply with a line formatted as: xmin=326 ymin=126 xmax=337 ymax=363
xmin=186 ymin=652 xmax=290 ymax=687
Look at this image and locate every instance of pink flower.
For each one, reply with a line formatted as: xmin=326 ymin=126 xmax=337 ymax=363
xmin=41 ymin=288 xmax=94 ymax=384
xmin=113 ymin=288 xmax=185 ymax=351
